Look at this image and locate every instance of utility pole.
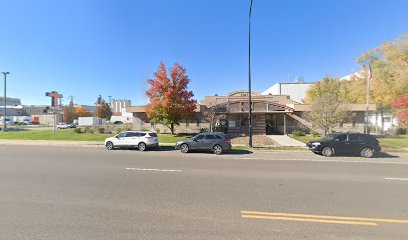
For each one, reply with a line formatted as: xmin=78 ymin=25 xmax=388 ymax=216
xmin=53 ymin=107 xmax=56 ymax=133
xmin=364 ymin=62 xmax=372 ymax=134
xmin=2 ymin=72 xmax=10 ymax=132
xmin=68 ymin=95 xmax=74 ymax=105
xmin=248 ymin=0 xmax=253 ymax=147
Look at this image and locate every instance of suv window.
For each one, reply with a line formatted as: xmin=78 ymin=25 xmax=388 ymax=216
xmin=215 ymin=135 xmax=223 ymax=140
xmin=348 ymin=134 xmax=360 ymax=141
xmin=336 ymin=134 xmax=347 ymax=142
xmin=139 ymin=133 xmax=147 ymax=137
xmin=204 ymin=134 xmax=215 ymax=140
xmin=363 ymin=134 xmax=377 ymax=143
xmin=125 ymin=132 xmax=137 ymax=137
xmin=148 ymin=133 xmax=157 ymax=137
xmin=195 ymin=135 xmax=204 ymax=140
xmin=117 ymin=133 xmax=126 ymax=138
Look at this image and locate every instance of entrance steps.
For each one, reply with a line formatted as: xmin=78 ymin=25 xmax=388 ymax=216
xmin=267 ymin=135 xmax=306 ymax=147
xmin=287 ymin=113 xmax=314 ymax=129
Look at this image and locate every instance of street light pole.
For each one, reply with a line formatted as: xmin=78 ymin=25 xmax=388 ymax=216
xmin=2 ymin=72 xmax=10 ymax=132
xmin=248 ymin=0 xmax=253 ymax=147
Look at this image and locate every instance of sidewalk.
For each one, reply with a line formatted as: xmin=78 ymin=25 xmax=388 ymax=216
xmin=266 ymin=135 xmax=306 ymax=147
xmin=0 ymin=139 xmax=103 ymax=147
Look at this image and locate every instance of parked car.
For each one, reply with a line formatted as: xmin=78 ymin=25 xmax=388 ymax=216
xmin=57 ymin=122 xmax=69 ymax=129
xmin=113 ymin=121 xmax=123 ymax=125
xmin=105 ymin=131 xmax=159 ymax=151
xmin=175 ymin=132 xmax=231 ymax=155
xmin=68 ymin=123 xmax=77 ymax=128
xmin=306 ymin=132 xmax=381 ymax=158
xmin=3 ymin=118 xmax=14 ymax=126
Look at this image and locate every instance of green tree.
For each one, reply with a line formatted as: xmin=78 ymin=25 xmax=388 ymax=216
xmin=304 ymin=76 xmax=344 ymax=104
xmin=355 ymin=36 xmax=408 ymax=132
xmin=304 ymin=76 xmax=348 ymax=135
xmin=75 ymin=107 xmax=92 ymax=117
xmin=304 ymin=95 xmax=348 ymax=135
xmin=96 ymin=100 xmax=112 ymax=121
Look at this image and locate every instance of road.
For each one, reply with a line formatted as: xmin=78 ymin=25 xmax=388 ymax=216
xmin=1 ymin=145 xmax=408 ymax=239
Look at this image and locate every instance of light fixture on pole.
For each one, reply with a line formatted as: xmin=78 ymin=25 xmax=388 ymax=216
xmin=2 ymin=72 xmax=10 ymax=132
xmin=248 ymin=0 xmax=253 ymax=147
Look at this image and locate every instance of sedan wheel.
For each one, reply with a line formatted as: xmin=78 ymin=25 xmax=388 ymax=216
xmin=213 ymin=145 xmax=223 ymax=155
xmin=138 ymin=142 xmax=146 ymax=151
xmin=322 ymin=147 xmax=334 ymax=157
xmin=180 ymin=144 xmax=189 ymax=153
xmin=105 ymin=141 xmax=114 ymax=150
xmin=360 ymin=148 xmax=374 ymax=158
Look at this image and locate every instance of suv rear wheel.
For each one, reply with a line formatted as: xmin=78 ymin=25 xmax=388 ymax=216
xmin=213 ymin=145 xmax=223 ymax=155
xmin=360 ymin=148 xmax=374 ymax=158
xmin=322 ymin=147 xmax=334 ymax=157
xmin=138 ymin=142 xmax=146 ymax=151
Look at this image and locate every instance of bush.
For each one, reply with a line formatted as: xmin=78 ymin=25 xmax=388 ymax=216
xmin=98 ymin=127 xmax=106 ymax=134
xmin=155 ymin=128 xmax=160 ymax=134
xmin=74 ymin=128 xmax=82 ymax=133
xmin=311 ymin=130 xmax=319 ymax=137
xmin=124 ymin=124 xmax=132 ymax=131
xmin=84 ymin=127 xmax=95 ymax=134
xmin=292 ymin=130 xmax=306 ymax=137
xmin=116 ymin=128 xmax=122 ymax=134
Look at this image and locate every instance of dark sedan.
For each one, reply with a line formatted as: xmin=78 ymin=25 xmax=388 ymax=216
xmin=306 ymin=132 xmax=381 ymax=158
xmin=175 ymin=132 xmax=232 ymax=155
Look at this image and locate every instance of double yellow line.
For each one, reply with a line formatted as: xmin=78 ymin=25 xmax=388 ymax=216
xmin=241 ymin=211 xmax=408 ymax=227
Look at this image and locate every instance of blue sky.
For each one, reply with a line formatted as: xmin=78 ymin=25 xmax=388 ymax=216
xmin=0 ymin=0 xmax=407 ymax=106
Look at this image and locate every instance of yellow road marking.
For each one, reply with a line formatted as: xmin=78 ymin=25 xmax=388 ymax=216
xmin=242 ymin=214 xmax=378 ymax=226
xmin=241 ymin=211 xmax=408 ymax=224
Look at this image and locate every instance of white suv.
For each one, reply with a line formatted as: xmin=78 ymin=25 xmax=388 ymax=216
xmin=105 ymin=131 xmax=159 ymax=151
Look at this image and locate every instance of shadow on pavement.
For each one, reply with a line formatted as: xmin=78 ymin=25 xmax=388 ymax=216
xmin=151 ymin=146 xmax=253 ymax=155
xmin=333 ymin=152 xmax=400 ymax=159
xmin=374 ymin=152 xmax=400 ymax=158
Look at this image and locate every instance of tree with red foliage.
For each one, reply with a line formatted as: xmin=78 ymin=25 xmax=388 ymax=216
xmin=146 ymin=62 xmax=197 ymax=134
xmin=392 ymin=93 xmax=408 ymax=127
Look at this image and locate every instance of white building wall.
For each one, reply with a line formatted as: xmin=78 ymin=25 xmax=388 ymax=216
xmin=111 ymin=100 xmax=131 ymax=113
xmin=78 ymin=117 xmax=106 ymax=126
xmin=262 ymin=83 xmax=312 ymax=103
xmin=280 ymin=83 xmax=312 ymax=103
xmin=261 ymin=83 xmax=280 ymax=95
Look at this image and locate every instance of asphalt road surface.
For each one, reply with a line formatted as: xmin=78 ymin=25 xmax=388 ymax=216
xmin=1 ymin=145 xmax=408 ymax=240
